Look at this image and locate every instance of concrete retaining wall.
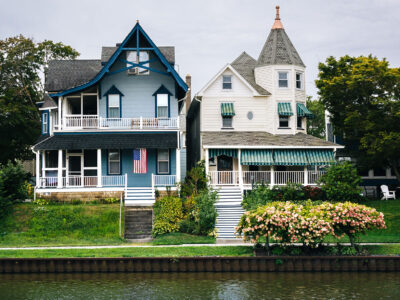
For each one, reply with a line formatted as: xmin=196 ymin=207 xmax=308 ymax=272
xmin=0 ymin=256 xmax=399 ymax=273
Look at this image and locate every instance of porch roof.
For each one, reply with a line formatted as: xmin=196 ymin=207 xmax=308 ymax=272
xmin=33 ymin=132 xmax=177 ymax=150
xmin=241 ymin=149 xmax=273 ymax=165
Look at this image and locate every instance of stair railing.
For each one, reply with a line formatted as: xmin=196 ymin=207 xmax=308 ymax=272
xmin=124 ymin=174 xmax=128 ymax=200
xmin=151 ymin=173 xmax=155 ymax=199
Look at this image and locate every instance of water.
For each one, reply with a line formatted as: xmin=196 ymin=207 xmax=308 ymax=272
xmin=0 ymin=272 xmax=399 ymax=299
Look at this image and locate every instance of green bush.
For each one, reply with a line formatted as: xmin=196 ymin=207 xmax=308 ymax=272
xmin=103 ymin=197 xmax=119 ymax=204
xmin=318 ymin=162 xmax=362 ymax=202
xmin=152 ymin=196 xmax=183 ymax=236
xmin=180 ymin=190 xmax=218 ymax=236
xmin=0 ymin=162 xmax=29 ymax=222
xmin=179 ymin=161 xmax=208 ymax=197
xmin=33 ymin=198 xmax=50 ymax=206
xmin=242 ymin=183 xmax=271 ymax=211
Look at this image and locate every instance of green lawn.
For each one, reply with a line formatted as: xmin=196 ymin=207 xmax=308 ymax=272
xmin=0 ymin=245 xmax=398 ymax=258
xmin=152 ymin=233 xmax=215 ymax=245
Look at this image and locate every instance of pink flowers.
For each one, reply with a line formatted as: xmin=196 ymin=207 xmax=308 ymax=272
xmin=236 ymin=201 xmax=386 ymax=248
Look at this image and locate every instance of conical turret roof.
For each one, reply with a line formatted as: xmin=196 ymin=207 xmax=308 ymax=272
xmin=256 ymin=6 xmax=305 ymax=67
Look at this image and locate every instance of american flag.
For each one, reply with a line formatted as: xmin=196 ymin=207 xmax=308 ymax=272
xmin=133 ymin=149 xmax=147 ymax=173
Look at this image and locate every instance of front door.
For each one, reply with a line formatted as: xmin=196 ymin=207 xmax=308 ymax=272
xmin=217 ymin=155 xmax=233 ymax=184
xmin=68 ymin=155 xmax=82 ymax=186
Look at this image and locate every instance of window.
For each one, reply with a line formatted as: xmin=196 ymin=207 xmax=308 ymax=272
xmin=108 ymin=150 xmax=120 ymax=175
xmin=42 ymin=113 xmax=48 ymax=134
xmin=296 ymin=72 xmax=303 ymax=89
xmin=373 ymin=167 xmax=386 ymax=177
xmin=222 ymin=116 xmax=233 ymax=128
xmin=278 ymin=72 xmax=289 ymax=88
xmin=157 ymin=94 xmax=169 ymax=118
xmin=127 ymin=51 xmax=149 ymax=75
xmin=297 ymin=116 xmax=303 ymax=129
xmin=108 ymin=94 xmax=120 ymax=118
xmin=157 ymin=149 xmax=169 ymax=174
xmin=222 ymin=75 xmax=232 ymax=89
xmin=279 ymin=116 xmax=289 ymax=128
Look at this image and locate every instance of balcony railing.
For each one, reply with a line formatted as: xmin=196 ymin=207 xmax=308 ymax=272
xmin=208 ymin=171 xmax=325 ymax=186
xmin=152 ymin=175 xmax=177 ymax=187
xmin=38 ymin=175 xmax=126 ymax=188
xmin=61 ymin=115 xmax=178 ymax=130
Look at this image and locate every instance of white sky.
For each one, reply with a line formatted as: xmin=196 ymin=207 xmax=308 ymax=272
xmin=1 ymin=0 xmax=399 ymax=97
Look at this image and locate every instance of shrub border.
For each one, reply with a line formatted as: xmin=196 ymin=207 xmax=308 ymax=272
xmin=0 ymin=256 xmax=398 ymax=273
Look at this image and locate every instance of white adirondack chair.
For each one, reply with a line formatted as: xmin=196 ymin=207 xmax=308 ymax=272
xmin=380 ymin=185 xmax=396 ymax=200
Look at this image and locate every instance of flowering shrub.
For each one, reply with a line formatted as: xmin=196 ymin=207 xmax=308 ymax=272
xmin=236 ymin=201 xmax=385 ymax=250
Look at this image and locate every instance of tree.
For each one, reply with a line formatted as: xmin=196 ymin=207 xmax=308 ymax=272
xmin=306 ymin=96 xmax=326 ymax=139
xmin=316 ymin=55 xmax=400 ymax=184
xmin=0 ymin=35 xmax=79 ymax=164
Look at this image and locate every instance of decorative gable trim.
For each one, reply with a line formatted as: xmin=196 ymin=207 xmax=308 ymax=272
xmin=197 ymin=64 xmax=261 ymax=97
xmin=152 ymin=84 xmax=173 ymax=96
xmin=49 ymin=23 xmax=187 ymax=98
xmin=103 ymin=85 xmax=124 ymax=97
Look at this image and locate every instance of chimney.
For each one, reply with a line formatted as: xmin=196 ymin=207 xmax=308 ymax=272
xmin=185 ymin=74 xmax=192 ymax=113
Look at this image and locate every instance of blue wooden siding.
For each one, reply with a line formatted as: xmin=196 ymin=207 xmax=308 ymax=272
xmin=99 ymin=52 xmax=178 ymax=119
xmin=180 ymin=149 xmax=187 ymax=181
xmin=101 ymin=148 xmax=176 ymax=187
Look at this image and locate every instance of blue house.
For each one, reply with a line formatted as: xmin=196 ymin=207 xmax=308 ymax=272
xmin=33 ymin=22 xmax=188 ymax=206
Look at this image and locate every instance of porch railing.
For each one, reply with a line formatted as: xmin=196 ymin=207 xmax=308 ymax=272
xmin=208 ymin=171 xmax=325 ymax=187
xmin=209 ymin=171 xmax=240 ymax=185
xmin=38 ymin=175 xmax=126 ymax=188
xmin=62 ymin=115 xmax=178 ymax=130
xmin=153 ymin=175 xmax=177 ymax=187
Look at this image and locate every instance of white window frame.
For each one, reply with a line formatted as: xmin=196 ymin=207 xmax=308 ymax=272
xmin=277 ymin=71 xmax=290 ymax=89
xmin=42 ymin=112 xmax=48 ymax=134
xmin=296 ymin=72 xmax=303 ymax=90
xmin=108 ymin=94 xmax=120 ymax=118
xmin=279 ymin=116 xmax=290 ymax=128
xmin=127 ymin=51 xmax=150 ymax=75
xmin=157 ymin=149 xmax=169 ymax=174
xmin=156 ymin=94 xmax=169 ymax=118
xmin=222 ymin=75 xmax=232 ymax=90
xmin=108 ymin=150 xmax=120 ymax=175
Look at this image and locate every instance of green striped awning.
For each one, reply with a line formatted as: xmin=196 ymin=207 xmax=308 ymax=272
xmin=297 ymin=103 xmax=314 ymax=119
xmin=221 ymin=103 xmax=235 ymax=116
xmin=241 ymin=150 xmax=274 ymax=165
xmin=306 ymin=150 xmax=336 ymax=165
xmin=273 ymin=150 xmax=309 ymax=166
xmin=277 ymin=102 xmax=294 ymax=116
xmin=209 ymin=149 xmax=238 ymax=158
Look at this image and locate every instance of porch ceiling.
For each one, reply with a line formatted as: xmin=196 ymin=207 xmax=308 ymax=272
xmin=33 ymin=133 xmax=177 ymax=150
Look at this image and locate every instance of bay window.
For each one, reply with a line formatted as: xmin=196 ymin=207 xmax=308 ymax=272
xmin=278 ymin=71 xmax=289 ymax=88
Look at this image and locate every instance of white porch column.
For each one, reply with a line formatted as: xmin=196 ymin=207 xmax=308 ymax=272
xmin=35 ymin=151 xmax=40 ymax=188
xmin=41 ymin=151 xmax=46 ymax=187
xmin=58 ymin=97 xmax=62 ymax=130
xmin=176 ymin=148 xmax=181 ymax=184
xmin=238 ymin=149 xmax=243 ymax=189
xmin=270 ymin=166 xmax=275 ymax=188
xmin=304 ymin=166 xmax=308 ymax=186
xmin=57 ymin=150 xmax=63 ymax=188
xmin=97 ymin=149 xmax=102 ymax=187
xmin=205 ymin=149 xmax=209 ymax=178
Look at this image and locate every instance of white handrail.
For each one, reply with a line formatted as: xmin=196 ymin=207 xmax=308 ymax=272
xmin=209 ymin=171 xmax=240 ymax=185
xmin=153 ymin=175 xmax=177 ymax=186
xmin=39 ymin=175 xmax=125 ymax=188
xmin=242 ymin=171 xmax=271 ymax=185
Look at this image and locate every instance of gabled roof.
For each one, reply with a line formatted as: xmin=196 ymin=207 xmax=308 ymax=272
xmin=38 ymin=94 xmax=58 ymax=110
xmin=45 ymin=60 xmax=102 ymax=92
xmin=47 ymin=23 xmax=187 ymax=97
xmin=101 ymin=46 xmax=175 ymax=65
xmin=256 ymin=7 xmax=304 ymax=67
xmin=231 ymin=52 xmax=271 ymax=96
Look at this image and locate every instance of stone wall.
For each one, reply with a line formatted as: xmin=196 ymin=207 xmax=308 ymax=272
xmin=36 ymin=191 xmax=124 ymax=202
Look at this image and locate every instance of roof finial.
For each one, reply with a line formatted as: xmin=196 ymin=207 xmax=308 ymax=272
xmin=136 ymin=19 xmax=139 ymax=24
xmin=272 ymin=5 xmax=284 ymax=29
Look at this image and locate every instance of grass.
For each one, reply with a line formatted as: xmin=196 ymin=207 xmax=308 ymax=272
xmin=152 ymin=233 xmax=215 ymax=245
xmin=0 ymin=203 xmax=125 ymax=247
xmin=0 ymin=245 xmax=398 ymax=258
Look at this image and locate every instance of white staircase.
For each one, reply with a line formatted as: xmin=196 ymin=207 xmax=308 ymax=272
xmin=125 ymin=187 xmax=155 ymax=206
xmin=215 ymin=186 xmax=244 ymax=240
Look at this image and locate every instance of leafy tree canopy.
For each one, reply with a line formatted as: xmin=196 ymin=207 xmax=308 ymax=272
xmin=0 ymin=35 xmax=79 ymax=165
xmin=316 ymin=55 xmax=400 ymax=183
xmin=306 ymin=96 xmax=326 ymax=139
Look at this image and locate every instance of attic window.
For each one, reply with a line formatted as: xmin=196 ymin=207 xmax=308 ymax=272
xmin=222 ymin=75 xmax=232 ymax=90
xmin=127 ymin=51 xmax=149 ymax=75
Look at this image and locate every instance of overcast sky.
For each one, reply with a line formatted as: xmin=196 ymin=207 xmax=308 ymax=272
xmin=1 ymin=0 xmax=399 ymax=97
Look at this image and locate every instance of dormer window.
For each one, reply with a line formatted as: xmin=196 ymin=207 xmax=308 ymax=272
xmin=222 ymin=75 xmax=232 ymax=90
xmin=278 ymin=71 xmax=289 ymax=88
xmin=127 ymin=51 xmax=149 ymax=75
xmin=157 ymin=94 xmax=169 ymax=118
xmin=296 ymin=72 xmax=303 ymax=89
xmin=108 ymin=94 xmax=120 ymax=118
